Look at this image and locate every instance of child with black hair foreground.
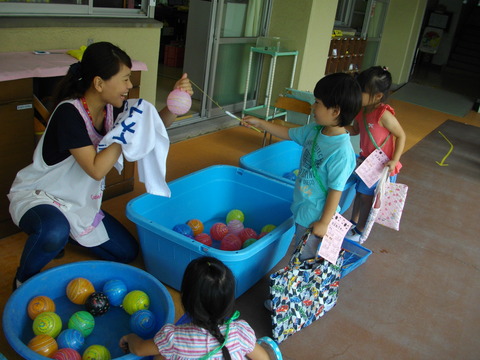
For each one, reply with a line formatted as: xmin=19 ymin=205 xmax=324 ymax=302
xmin=242 ymin=73 xmax=362 ymax=260
xmin=119 ymin=256 xmax=270 ymax=359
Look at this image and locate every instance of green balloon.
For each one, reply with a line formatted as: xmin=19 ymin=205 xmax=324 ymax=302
xmin=68 ymin=311 xmax=95 ymax=337
xmin=226 ymin=209 xmax=244 ymax=223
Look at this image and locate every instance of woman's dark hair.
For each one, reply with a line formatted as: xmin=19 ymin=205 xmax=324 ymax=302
xmin=52 ymin=42 xmax=132 ymax=106
xmin=356 ymin=66 xmax=392 ymax=104
xmin=314 ymin=72 xmax=362 ymax=127
xmin=181 ymin=256 xmax=235 ymax=360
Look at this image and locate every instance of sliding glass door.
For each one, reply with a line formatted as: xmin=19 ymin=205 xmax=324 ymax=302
xmin=183 ymin=0 xmax=270 ymax=121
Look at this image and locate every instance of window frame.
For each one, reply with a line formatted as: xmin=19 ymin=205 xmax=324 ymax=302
xmin=0 ymin=1 xmax=155 ymax=19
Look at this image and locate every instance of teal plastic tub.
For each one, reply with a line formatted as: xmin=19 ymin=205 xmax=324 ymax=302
xmin=3 ymin=261 xmax=174 ymax=360
xmin=239 ymin=140 xmax=357 ymax=214
xmin=126 ymin=165 xmax=295 ymax=298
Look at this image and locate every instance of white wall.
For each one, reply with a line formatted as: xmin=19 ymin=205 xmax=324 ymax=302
xmin=263 ymin=0 xmax=338 ymax=99
xmin=376 ymin=0 xmax=427 ymax=85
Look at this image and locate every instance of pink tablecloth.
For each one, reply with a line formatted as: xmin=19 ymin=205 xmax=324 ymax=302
xmin=0 ymin=50 xmax=148 ymax=82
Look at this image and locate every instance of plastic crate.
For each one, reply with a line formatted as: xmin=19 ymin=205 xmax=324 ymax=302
xmin=341 ymin=239 xmax=372 ymax=277
xmin=126 ymin=165 xmax=295 ymax=298
xmin=239 ymin=140 xmax=357 ymax=213
xmin=3 ymin=261 xmax=174 ymax=360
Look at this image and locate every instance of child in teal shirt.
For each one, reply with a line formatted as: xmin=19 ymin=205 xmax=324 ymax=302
xmin=242 ymin=73 xmax=362 ymax=259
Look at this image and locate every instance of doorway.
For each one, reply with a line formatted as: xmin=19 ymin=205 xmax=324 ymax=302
xmin=409 ymin=0 xmax=479 ymax=100
xmin=334 ymin=0 xmax=390 ymax=70
xmin=154 ymin=0 xmax=271 ymax=126
xmin=154 ymin=2 xmax=196 ymax=117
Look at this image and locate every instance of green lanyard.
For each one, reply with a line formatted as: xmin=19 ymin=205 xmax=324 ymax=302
xmin=199 ymin=311 xmax=240 ymax=360
xmin=310 ymin=126 xmax=327 ymax=195
xmin=363 ymin=108 xmax=390 ymax=150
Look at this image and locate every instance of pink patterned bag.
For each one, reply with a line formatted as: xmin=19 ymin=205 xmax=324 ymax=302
xmin=360 ymin=168 xmax=408 ymax=243
xmin=375 ymin=178 xmax=408 ymax=231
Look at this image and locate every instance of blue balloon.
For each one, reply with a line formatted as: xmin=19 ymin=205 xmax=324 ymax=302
xmin=130 ymin=310 xmax=157 ymax=339
xmin=173 ymin=223 xmax=194 ymax=237
xmin=102 ymin=279 xmax=128 ymax=307
xmin=57 ymin=328 xmax=85 ymax=352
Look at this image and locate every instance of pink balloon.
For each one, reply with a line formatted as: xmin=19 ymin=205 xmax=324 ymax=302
xmin=167 ymin=89 xmax=192 ymax=115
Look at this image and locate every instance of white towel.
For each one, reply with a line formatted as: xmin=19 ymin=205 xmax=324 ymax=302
xmin=98 ymin=99 xmax=171 ymax=197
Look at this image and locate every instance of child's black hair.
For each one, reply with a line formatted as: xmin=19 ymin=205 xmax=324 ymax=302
xmin=181 ymin=256 xmax=236 ymax=360
xmin=53 ymin=42 xmax=132 ymax=107
xmin=356 ymin=66 xmax=392 ymax=104
xmin=314 ymin=72 xmax=362 ymax=127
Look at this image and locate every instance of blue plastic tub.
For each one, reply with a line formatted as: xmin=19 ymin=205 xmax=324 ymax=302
xmin=3 ymin=261 xmax=174 ymax=360
xmin=341 ymin=239 xmax=372 ymax=277
xmin=239 ymin=140 xmax=357 ymax=214
xmin=126 ymin=165 xmax=295 ymax=298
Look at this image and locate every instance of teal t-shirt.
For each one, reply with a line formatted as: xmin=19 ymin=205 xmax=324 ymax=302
xmin=288 ymin=123 xmax=356 ymax=228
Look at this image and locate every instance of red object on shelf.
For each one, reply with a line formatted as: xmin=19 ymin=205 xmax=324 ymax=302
xmin=164 ymin=45 xmax=184 ymax=68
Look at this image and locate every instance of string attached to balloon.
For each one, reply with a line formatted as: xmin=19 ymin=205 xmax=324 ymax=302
xmin=188 ymin=79 xmax=262 ymax=133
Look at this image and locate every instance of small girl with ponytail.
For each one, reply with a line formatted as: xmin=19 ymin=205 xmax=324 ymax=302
xmin=345 ymin=66 xmax=406 ymax=242
xmin=119 ymin=256 xmax=270 ymax=359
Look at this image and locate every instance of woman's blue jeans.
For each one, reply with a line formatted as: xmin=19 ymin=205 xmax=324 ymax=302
xmin=16 ymin=204 xmax=139 ymax=282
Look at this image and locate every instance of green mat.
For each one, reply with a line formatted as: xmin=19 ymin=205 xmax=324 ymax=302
xmin=390 ymin=82 xmax=474 ymax=117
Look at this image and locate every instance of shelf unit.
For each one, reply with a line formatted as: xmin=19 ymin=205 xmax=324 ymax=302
xmin=242 ymin=47 xmax=298 ymax=145
xmin=325 ymin=36 xmax=367 ymax=75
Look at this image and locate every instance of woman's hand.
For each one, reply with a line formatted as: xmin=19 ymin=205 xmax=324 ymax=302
xmin=174 ymin=73 xmax=193 ymax=96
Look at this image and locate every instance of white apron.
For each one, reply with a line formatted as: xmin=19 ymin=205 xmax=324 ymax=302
xmin=8 ymin=99 xmax=114 ymax=247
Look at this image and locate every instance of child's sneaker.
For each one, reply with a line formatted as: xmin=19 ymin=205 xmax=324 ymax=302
xmin=264 ymin=299 xmax=273 ymax=312
xmin=345 ymin=227 xmax=362 ymax=243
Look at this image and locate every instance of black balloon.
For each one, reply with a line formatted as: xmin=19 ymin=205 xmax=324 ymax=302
xmin=85 ymin=292 xmax=110 ymax=316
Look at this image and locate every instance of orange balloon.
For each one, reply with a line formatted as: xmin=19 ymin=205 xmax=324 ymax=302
xmin=66 ymin=278 xmax=95 ymax=305
xmin=187 ymin=219 xmax=204 ymax=236
xmin=27 ymin=295 xmax=56 ymax=320
xmin=28 ymin=334 xmax=58 ymax=357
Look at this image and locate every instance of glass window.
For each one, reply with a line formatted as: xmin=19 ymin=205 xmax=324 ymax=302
xmin=221 ymin=0 xmax=264 ymax=37
xmin=0 ymin=0 xmax=152 ymax=18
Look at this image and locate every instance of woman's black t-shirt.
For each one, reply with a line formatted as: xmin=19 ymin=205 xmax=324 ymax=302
xmin=42 ymin=103 xmax=122 ymax=166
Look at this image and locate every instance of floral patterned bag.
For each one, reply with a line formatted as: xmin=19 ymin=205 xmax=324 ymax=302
xmin=375 ymin=178 xmax=408 ymax=231
xmin=360 ymin=167 xmax=408 ymax=243
xmin=269 ymin=230 xmax=344 ymax=343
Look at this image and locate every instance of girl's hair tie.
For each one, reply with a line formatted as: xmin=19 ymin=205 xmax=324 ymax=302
xmin=382 ymin=66 xmax=389 ymax=71
xmin=224 ymin=310 xmax=240 ymax=325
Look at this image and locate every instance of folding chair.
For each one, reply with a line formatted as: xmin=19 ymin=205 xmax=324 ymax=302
xmin=266 ymin=95 xmax=312 ymax=145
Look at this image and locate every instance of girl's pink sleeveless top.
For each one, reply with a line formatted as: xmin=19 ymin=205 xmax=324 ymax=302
xmin=356 ymin=103 xmax=402 ymax=175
